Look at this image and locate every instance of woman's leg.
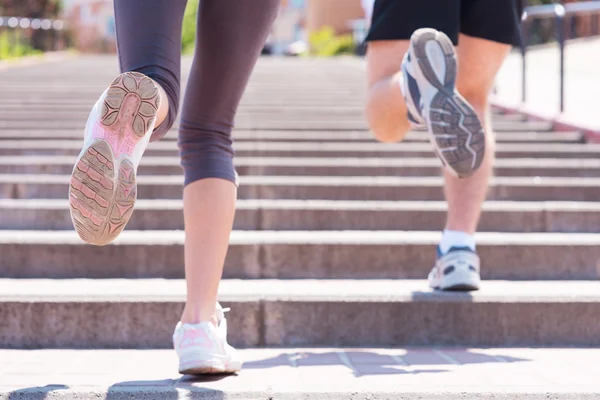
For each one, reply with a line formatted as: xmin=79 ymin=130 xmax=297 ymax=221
xmin=113 ymin=0 xmax=186 ymax=140
xmin=178 ymin=0 xmax=279 ymax=325
xmin=172 ymin=0 xmax=279 ymax=375
xmin=69 ymin=0 xmax=185 ymax=246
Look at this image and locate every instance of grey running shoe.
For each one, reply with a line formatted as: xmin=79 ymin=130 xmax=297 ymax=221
xmin=429 ymin=246 xmax=481 ymax=291
xmin=401 ymin=28 xmax=485 ymax=178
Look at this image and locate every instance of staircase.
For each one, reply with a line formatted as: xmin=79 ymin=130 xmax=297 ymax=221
xmin=0 ymin=55 xmax=599 ymax=398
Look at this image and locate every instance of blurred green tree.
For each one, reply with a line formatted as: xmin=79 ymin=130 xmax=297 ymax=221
xmin=182 ymin=0 xmax=198 ymax=55
xmin=0 ymin=0 xmax=62 ymax=18
xmin=0 ymin=0 xmax=63 ymax=58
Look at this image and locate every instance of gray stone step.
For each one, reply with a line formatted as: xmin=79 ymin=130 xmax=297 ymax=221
xmin=0 ymin=130 xmax=582 ymax=142
xmin=1 ymin=199 xmax=599 ymax=233
xmin=0 ymin=119 xmax=552 ymax=132
xmin=1 ymin=230 xmax=599 ymax=280
xmin=231 ymin=142 xmax=600 ymax=159
xmin=2 ymin=174 xmax=599 ymax=201
xmin=2 ymin=278 xmax=599 ymax=347
xmin=3 ymin=155 xmax=600 ymax=177
xmin=0 ymin=104 xmax=543 ymax=123
xmin=0 ymin=141 xmax=596 ymax=159
xmin=0 ymin=108 xmax=524 ymax=119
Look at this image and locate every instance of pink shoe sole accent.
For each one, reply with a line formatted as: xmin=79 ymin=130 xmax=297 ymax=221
xmin=69 ymin=72 xmax=159 ymax=246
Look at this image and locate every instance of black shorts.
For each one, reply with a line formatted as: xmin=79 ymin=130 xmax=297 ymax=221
xmin=366 ymin=0 xmax=523 ymax=47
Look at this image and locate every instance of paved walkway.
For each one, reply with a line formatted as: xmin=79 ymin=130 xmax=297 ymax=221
xmin=494 ymin=37 xmax=600 ymax=131
xmin=2 ymin=348 xmax=600 ymax=399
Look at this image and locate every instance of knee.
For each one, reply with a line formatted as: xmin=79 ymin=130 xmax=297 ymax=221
xmin=365 ymin=90 xmax=411 ymax=143
xmin=178 ymin=124 xmax=237 ymax=187
xmin=456 ymin=84 xmax=490 ymax=115
xmin=369 ymin=124 xmax=409 ymax=143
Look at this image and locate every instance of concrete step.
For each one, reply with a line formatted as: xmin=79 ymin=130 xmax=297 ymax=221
xmin=0 ymin=98 xmax=379 ymax=108
xmin=1 ymin=348 xmax=599 ymax=399
xmin=2 ymin=278 xmax=600 ymax=347
xmin=2 ymin=199 xmax=599 ymax=233
xmin=0 ymin=97 xmax=372 ymax=107
xmin=0 ymin=130 xmax=582 ymax=143
xmin=1 ymin=230 xmax=599 ymax=280
xmin=0 ymin=105 xmax=547 ymax=123
xmin=1 ymin=140 xmax=593 ymax=159
xmin=2 ymin=174 xmax=599 ymax=201
xmin=0 ymin=108 xmax=527 ymax=120
xmin=3 ymin=155 xmax=600 ymax=177
xmin=231 ymin=142 xmax=600 ymax=159
xmin=0 ymin=119 xmax=552 ymax=132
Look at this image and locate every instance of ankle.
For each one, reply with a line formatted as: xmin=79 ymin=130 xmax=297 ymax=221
xmin=439 ymin=229 xmax=476 ymax=254
xmin=181 ymin=304 xmax=218 ymax=327
xmin=154 ymin=81 xmax=169 ymax=128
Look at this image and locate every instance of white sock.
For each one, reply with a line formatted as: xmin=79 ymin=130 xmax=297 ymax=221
xmin=439 ymin=230 xmax=476 ymax=254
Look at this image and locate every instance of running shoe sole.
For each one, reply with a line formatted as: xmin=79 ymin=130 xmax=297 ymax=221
xmin=179 ymin=354 xmax=240 ymax=375
xmin=434 ymin=271 xmax=481 ymax=292
xmin=410 ymin=28 xmax=485 ymax=178
xmin=69 ymin=72 xmax=159 ymax=246
xmin=430 ymin=250 xmax=481 ymax=291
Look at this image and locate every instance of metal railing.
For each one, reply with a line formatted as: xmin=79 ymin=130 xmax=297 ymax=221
xmin=0 ymin=16 xmax=66 ymax=60
xmin=521 ymin=1 xmax=600 ymax=112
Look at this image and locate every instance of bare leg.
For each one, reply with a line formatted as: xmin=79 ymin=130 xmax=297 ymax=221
xmin=154 ymin=85 xmax=169 ymax=128
xmin=365 ymin=41 xmax=412 ymax=143
xmin=178 ymin=0 xmax=279 ymax=325
xmin=443 ymin=35 xmax=511 ymax=234
xmin=181 ymin=179 xmax=237 ymax=325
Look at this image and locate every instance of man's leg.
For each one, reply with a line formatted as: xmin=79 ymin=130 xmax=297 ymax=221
xmin=441 ymin=35 xmax=511 ymax=239
xmin=365 ymin=41 xmax=411 ymax=143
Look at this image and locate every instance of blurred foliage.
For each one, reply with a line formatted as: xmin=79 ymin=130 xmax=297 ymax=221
xmin=182 ymin=0 xmax=198 ymax=55
xmin=0 ymin=0 xmax=63 ymax=56
xmin=0 ymin=31 xmax=41 ymax=60
xmin=0 ymin=0 xmax=62 ymax=17
xmin=309 ymin=27 xmax=355 ymax=56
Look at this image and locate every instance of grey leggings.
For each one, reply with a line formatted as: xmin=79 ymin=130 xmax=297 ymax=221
xmin=114 ymin=0 xmax=280 ymax=186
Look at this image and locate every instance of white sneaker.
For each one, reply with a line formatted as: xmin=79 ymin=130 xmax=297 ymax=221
xmin=173 ymin=304 xmax=242 ymax=375
xmin=401 ymin=28 xmax=485 ymax=178
xmin=429 ymin=246 xmax=481 ymax=291
xmin=69 ymin=71 xmax=160 ymax=245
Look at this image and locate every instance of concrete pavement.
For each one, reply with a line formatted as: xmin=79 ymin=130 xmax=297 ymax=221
xmin=2 ymin=348 xmax=600 ymax=399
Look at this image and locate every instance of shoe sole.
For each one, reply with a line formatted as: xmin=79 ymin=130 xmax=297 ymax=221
xmin=180 ymin=367 xmax=237 ymax=375
xmin=179 ymin=359 xmax=240 ymax=375
xmin=411 ymin=28 xmax=485 ymax=179
xmin=431 ymin=268 xmax=481 ymax=292
xmin=69 ymin=72 xmax=159 ymax=246
xmin=435 ymin=277 xmax=481 ymax=292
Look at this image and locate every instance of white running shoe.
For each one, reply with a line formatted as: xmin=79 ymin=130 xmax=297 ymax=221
xmin=401 ymin=28 xmax=485 ymax=178
xmin=173 ymin=304 xmax=242 ymax=375
xmin=69 ymin=71 xmax=160 ymax=246
xmin=429 ymin=246 xmax=481 ymax=291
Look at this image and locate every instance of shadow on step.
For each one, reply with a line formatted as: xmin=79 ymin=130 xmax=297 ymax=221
xmin=244 ymin=349 xmax=529 ymax=377
xmin=105 ymin=376 xmax=230 ymax=399
xmin=6 ymin=379 xmax=230 ymax=400
xmin=6 ymin=385 xmax=68 ymax=400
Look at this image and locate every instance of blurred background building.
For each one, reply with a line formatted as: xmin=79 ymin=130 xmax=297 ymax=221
xmin=62 ymin=0 xmax=114 ymax=52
